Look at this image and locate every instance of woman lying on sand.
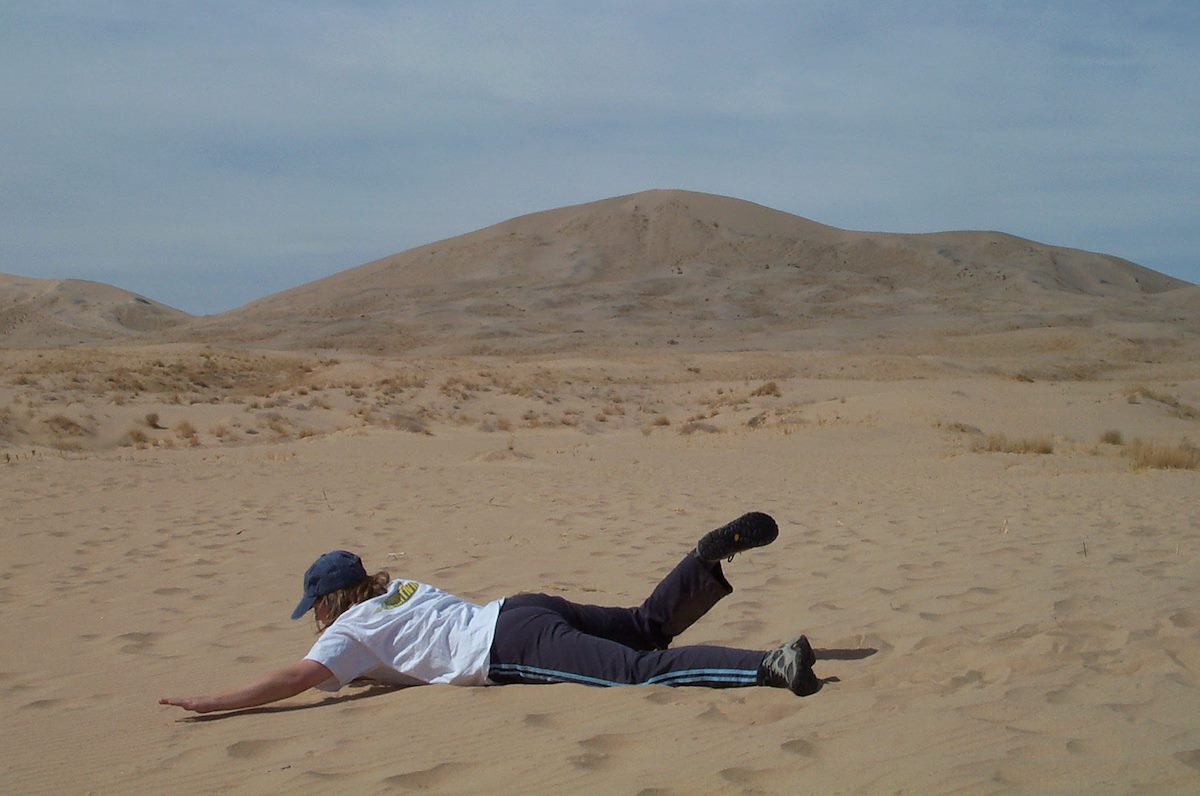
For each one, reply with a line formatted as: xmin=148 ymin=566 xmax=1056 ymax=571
xmin=159 ymin=512 xmax=819 ymax=714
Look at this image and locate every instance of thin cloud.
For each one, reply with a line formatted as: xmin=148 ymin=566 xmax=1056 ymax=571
xmin=1 ymin=2 xmax=1196 ymax=313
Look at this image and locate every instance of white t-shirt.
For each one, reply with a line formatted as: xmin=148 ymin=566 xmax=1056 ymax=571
xmin=304 ymin=579 xmax=503 ymax=690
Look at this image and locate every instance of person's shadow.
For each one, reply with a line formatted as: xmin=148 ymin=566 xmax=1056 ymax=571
xmin=815 ymin=646 xmax=878 ymax=661
xmin=178 ymin=647 xmax=882 ymax=718
xmin=810 ymin=645 xmax=878 ymax=688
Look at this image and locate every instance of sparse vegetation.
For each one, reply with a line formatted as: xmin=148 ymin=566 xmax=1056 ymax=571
xmin=174 ymin=420 xmax=200 ymax=446
xmin=751 ymin=381 xmax=781 ymax=398
xmin=1124 ymin=385 xmax=1199 ymax=419
xmin=938 ymin=421 xmax=982 ymax=435
xmin=123 ymin=427 xmax=150 ymax=447
xmin=1100 ymin=429 xmax=1124 ymax=446
xmin=43 ymin=414 xmax=91 ymax=437
xmin=679 ymin=421 xmax=720 ymax=435
xmin=387 ymin=413 xmax=430 ymax=435
xmin=1124 ymin=439 xmax=1200 ymax=470
xmin=973 ymin=433 xmax=1054 ymax=455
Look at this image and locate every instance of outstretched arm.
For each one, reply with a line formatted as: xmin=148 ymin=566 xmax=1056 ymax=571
xmin=159 ymin=659 xmax=334 ymax=714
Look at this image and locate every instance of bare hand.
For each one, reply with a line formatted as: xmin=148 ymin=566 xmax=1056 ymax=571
xmin=158 ymin=696 xmax=214 ymax=713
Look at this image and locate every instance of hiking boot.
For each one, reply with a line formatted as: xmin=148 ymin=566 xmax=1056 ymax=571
xmin=694 ymin=512 xmax=778 ymax=562
xmin=758 ymin=635 xmax=820 ymax=696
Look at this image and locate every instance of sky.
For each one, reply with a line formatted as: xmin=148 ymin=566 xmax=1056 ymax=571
xmin=2 ymin=1 xmax=1197 ymax=315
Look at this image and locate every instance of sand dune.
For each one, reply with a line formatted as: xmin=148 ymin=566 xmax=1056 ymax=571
xmin=3 ymin=190 xmax=1194 ymax=354
xmin=2 ymin=190 xmax=1199 ymax=793
xmin=0 ymin=273 xmax=190 ymax=347
xmin=180 ymin=190 xmax=1193 ymax=355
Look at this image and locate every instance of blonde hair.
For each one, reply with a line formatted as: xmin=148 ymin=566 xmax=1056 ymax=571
xmin=314 ymin=570 xmax=390 ymax=633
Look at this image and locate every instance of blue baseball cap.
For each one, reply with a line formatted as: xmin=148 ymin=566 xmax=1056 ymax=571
xmin=291 ymin=550 xmax=367 ymax=619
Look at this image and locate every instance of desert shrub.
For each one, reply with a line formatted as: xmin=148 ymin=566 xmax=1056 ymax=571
xmin=652 ymin=415 xmax=671 ymax=426
xmin=388 ymin=413 xmax=430 ymax=435
xmin=751 ymin=381 xmax=781 ymax=398
xmin=1100 ymin=429 xmax=1124 ymax=446
xmin=124 ymin=427 xmax=149 ymax=447
xmin=1125 ymin=439 xmax=1200 ymax=470
xmin=145 ymin=412 xmax=163 ymax=429
xmin=973 ymin=433 xmax=1054 ymax=455
xmin=43 ymin=414 xmax=90 ymax=436
xmin=1125 ymin=386 xmax=1199 ymax=419
xmin=938 ymin=420 xmax=982 ymax=435
xmin=173 ymin=420 xmax=200 ymax=446
xmin=679 ymin=421 xmax=720 ymax=435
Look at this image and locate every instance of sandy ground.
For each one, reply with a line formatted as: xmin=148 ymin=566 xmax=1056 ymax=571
xmin=2 ymin=347 xmax=1199 ymax=794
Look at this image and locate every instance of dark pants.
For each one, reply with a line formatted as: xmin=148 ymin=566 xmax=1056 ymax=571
xmin=488 ymin=554 xmax=766 ymax=688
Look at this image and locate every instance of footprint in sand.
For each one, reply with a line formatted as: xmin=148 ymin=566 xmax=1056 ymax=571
xmin=115 ymin=631 xmax=162 ymax=654
xmin=642 ymin=690 xmax=676 ymax=705
xmin=19 ymin=698 xmax=63 ymax=710
xmin=781 ymin=738 xmax=817 ymax=757
xmin=1174 ymin=749 xmax=1200 ymax=772
xmin=1065 ymin=738 xmax=1093 ymax=755
xmin=719 ymin=766 xmax=774 ymax=787
xmin=227 ymin=738 xmax=287 ymax=759
xmin=521 ymin=712 xmax=556 ymax=728
xmin=380 ymin=762 xmax=473 ymax=788
xmin=1168 ymin=608 xmax=1200 ymax=629
xmin=576 ymin=733 xmax=635 ymax=756
xmin=696 ymin=703 xmax=729 ymax=722
xmin=569 ymin=750 xmax=609 ymax=769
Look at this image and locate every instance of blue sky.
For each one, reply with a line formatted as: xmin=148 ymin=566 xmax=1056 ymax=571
xmin=2 ymin=1 xmax=1197 ymax=315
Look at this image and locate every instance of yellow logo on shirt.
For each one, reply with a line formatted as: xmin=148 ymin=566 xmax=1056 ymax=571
xmin=379 ymin=581 xmax=418 ymax=611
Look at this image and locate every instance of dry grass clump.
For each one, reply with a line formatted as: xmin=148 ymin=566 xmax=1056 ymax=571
xmin=1099 ymin=429 xmax=1124 ymax=446
xmin=378 ymin=374 xmax=426 ymax=393
xmin=173 ymin=420 xmax=200 ymax=446
xmin=387 ymin=413 xmax=431 ymax=435
xmin=477 ymin=415 xmax=513 ymax=433
xmin=651 ymin=415 xmax=671 ymax=427
xmin=750 ymin=381 xmax=781 ymax=398
xmin=0 ymin=407 xmax=18 ymax=442
xmin=973 ymin=433 xmax=1054 ymax=455
xmin=123 ymin=427 xmax=150 ymax=448
xmin=257 ymin=411 xmax=294 ymax=440
xmin=936 ymin=420 xmax=981 ymax=435
xmin=1124 ymin=439 xmax=1200 ymax=470
xmin=679 ymin=421 xmax=720 ymax=435
xmin=43 ymin=414 xmax=92 ymax=437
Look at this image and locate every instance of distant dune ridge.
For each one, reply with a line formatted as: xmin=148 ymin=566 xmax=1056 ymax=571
xmin=0 ymin=274 xmax=189 ymax=346
xmin=1 ymin=189 xmax=1195 ymax=352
